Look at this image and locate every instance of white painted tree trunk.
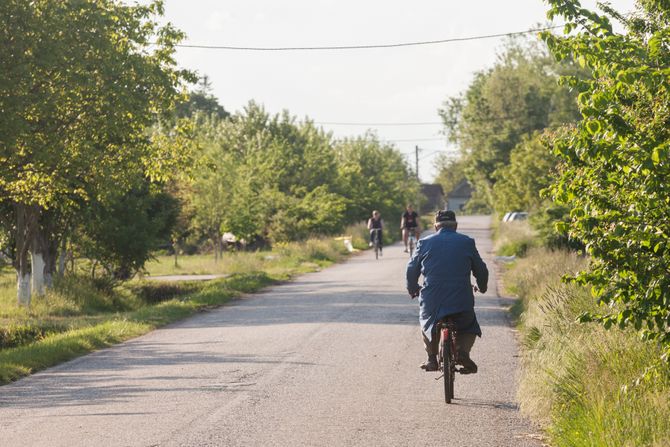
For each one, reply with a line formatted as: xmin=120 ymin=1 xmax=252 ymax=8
xmin=17 ymin=272 xmax=31 ymax=306
xmin=31 ymin=251 xmax=46 ymax=296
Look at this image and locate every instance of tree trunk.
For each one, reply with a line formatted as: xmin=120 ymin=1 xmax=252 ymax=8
xmin=57 ymin=238 xmax=68 ymax=278
xmin=172 ymin=238 xmax=179 ymax=268
xmin=29 ymin=216 xmax=58 ymax=295
xmin=30 ymin=250 xmax=46 ymax=296
xmin=212 ymin=232 xmax=219 ymax=263
xmin=14 ymin=203 xmax=38 ymax=306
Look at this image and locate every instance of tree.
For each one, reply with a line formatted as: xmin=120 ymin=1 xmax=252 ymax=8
xmin=543 ymin=0 xmax=670 ymax=352
xmin=0 ymin=0 xmax=193 ymax=304
xmin=77 ymin=182 xmax=179 ymax=280
xmin=175 ymin=76 xmax=229 ymax=120
xmin=335 ymin=133 xmax=420 ymax=225
xmin=433 ymin=154 xmax=468 ymax=200
xmin=439 ymin=37 xmax=582 ymax=211
xmin=492 ymin=132 xmax=558 ymax=214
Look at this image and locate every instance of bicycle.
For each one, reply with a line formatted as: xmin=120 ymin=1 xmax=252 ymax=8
xmin=370 ymin=228 xmax=382 ymax=260
xmin=436 ymin=316 xmax=460 ymax=404
xmin=407 ymin=228 xmax=417 ymax=257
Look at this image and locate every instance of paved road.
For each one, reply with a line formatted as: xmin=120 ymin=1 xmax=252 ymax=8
xmin=0 ymin=216 xmax=541 ymax=446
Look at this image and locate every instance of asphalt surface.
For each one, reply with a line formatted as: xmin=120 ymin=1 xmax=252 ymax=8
xmin=0 ymin=215 xmax=542 ymax=447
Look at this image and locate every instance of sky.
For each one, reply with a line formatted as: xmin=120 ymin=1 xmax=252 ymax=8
xmin=142 ymin=0 xmax=637 ymax=182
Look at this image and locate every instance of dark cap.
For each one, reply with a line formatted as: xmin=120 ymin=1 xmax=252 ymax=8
xmin=435 ymin=209 xmax=456 ymax=222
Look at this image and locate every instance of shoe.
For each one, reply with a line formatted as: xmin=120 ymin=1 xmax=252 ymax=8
xmin=419 ymin=355 xmax=438 ymax=372
xmin=379 ymin=248 xmax=383 ymax=256
xmin=457 ymin=351 xmax=478 ymax=374
xmin=369 ymin=242 xmax=373 ymax=247
xmin=403 ymin=248 xmax=408 ymax=253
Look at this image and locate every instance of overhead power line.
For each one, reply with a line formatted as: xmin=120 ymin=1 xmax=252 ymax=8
xmin=385 ymin=137 xmax=445 ymax=143
xmin=170 ymin=25 xmax=563 ymax=51
xmin=316 ymin=121 xmax=442 ymax=126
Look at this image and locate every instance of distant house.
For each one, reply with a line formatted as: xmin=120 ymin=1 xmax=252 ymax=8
xmin=446 ymin=180 xmax=472 ymax=211
xmin=420 ymin=184 xmax=445 ymax=213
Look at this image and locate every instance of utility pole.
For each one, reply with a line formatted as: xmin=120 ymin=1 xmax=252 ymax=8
xmin=415 ymin=145 xmax=421 ymax=180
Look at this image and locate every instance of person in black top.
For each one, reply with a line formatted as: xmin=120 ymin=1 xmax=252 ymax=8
xmin=401 ymin=204 xmax=420 ymax=253
xmin=367 ymin=210 xmax=384 ymax=253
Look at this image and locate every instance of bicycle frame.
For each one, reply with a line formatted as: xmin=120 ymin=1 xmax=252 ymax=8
xmin=407 ymin=232 xmax=416 ymax=254
xmin=437 ymin=318 xmax=458 ymax=403
xmin=370 ymin=228 xmax=382 ymax=260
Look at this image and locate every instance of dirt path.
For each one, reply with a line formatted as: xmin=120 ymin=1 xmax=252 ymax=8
xmin=0 ymin=216 xmax=541 ymax=446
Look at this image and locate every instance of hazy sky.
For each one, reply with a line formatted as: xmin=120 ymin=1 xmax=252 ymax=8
xmin=145 ymin=0 xmax=636 ymax=181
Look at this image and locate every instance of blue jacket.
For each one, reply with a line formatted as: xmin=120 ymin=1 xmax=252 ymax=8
xmin=406 ymin=228 xmax=488 ymax=340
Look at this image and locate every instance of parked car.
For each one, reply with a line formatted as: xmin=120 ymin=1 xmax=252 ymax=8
xmin=502 ymin=211 xmax=528 ymax=222
xmin=509 ymin=212 xmax=528 ymax=221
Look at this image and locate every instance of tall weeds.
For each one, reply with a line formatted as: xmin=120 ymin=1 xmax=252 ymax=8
xmin=504 ymin=248 xmax=670 ymax=446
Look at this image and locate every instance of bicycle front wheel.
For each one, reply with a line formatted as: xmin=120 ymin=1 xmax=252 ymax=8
xmin=442 ymin=334 xmax=454 ymax=404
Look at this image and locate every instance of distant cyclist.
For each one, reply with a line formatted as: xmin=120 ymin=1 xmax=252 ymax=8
xmin=367 ymin=210 xmax=384 ymax=254
xmin=401 ymin=204 xmax=420 ymax=253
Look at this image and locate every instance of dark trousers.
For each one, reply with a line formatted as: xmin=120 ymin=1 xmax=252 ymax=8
xmin=422 ymin=310 xmax=479 ymax=356
xmin=369 ymin=229 xmax=383 ymax=247
xmin=422 ymin=330 xmax=476 ymax=356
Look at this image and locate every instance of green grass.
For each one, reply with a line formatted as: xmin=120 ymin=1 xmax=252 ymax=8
xmin=494 ymin=220 xmax=536 ymax=257
xmin=502 ymin=247 xmax=670 ymax=446
xmin=0 ymin=236 xmax=351 ymax=385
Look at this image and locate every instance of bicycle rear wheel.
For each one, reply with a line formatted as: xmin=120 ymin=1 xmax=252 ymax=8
xmin=442 ymin=332 xmax=454 ymax=404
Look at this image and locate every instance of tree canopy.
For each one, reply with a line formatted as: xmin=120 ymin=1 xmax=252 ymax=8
xmin=438 ymin=37 xmax=583 ymax=213
xmin=0 ymin=0 xmax=193 ymax=303
xmin=543 ymin=0 xmax=670 ymax=352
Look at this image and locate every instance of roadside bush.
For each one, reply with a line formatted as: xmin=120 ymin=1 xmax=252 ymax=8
xmin=494 ymin=220 xmax=536 ymax=257
xmin=505 ymin=248 xmax=670 ymax=446
xmin=129 ymin=282 xmax=202 ymax=305
xmin=51 ymin=274 xmax=139 ymax=315
xmin=345 ymin=222 xmax=370 ymax=251
xmin=0 ymin=323 xmax=68 ymax=349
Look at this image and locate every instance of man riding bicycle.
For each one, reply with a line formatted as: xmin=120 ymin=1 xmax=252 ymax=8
xmin=401 ymin=204 xmax=420 ymax=253
xmin=406 ymin=210 xmax=488 ymax=373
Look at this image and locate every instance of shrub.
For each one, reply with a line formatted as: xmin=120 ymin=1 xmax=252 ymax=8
xmin=0 ymin=323 xmax=68 ymax=349
xmin=505 ymin=248 xmax=670 ymax=446
xmin=494 ymin=220 xmax=536 ymax=257
xmin=128 ymin=282 xmax=202 ymax=305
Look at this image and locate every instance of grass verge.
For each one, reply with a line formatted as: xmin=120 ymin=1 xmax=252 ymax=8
xmin=0 ymin=236 xmax=348 ymax=385
xmin=501 ymin=248 xmax=670 ymax=446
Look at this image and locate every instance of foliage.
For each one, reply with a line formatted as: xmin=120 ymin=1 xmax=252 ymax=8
xmin=0 ymin=0 xmax=194 ymax=302
xmin=492 ymin=132 xmax=558 ymax=214
xmin=183 ymin=104 xmax=418 ymax=247
xmin=335 ymin=132 xmax=420 ymax=226
xmin=503 ymin=247 xmax=670 ymax=446
xmin=438 ymin=37 xmax=582 ymax=212
xmin=433 ymin=154 xmax=467 ymax=198
xmin=0 ymin=0 xmax=192 ymax=209
xmin=542 ymin=0 xmax=670 ymax=350
xmin=76 ymin=184 xmax=180 ymax=280
xmin=494 ymin=220 xmax=536 ymax=257
xmin=175 ymin=76 xmax=229 ymax=120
